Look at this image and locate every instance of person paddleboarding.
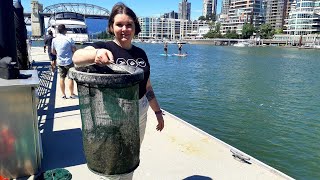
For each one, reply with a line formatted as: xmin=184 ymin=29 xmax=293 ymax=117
xmin=164 ymin=41 xmax=168 ymax=56
xmin=178 ymin=43 xmax=182 ymax=55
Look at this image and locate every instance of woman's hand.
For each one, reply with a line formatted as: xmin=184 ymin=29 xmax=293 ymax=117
xmin=73 ymin=46 xmax=114 ymax=66
xmin=95 ymin=49 xmax=114 ymax=64
xmin=156 ymin=113 xmax=164 ymax=131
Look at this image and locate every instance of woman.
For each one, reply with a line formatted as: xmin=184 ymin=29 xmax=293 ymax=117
xmin=73 ymin=2 xmax=164 ymax=146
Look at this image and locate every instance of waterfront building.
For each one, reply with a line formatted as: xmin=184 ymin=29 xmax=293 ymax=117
xmin=138 ymin=17 xmax=209 ymax=40
xmin=179 ymin=0 xmax=191 ymax=20
xmin=220 ymin=0 xmax=264 ymax=35
xmin=265 ymin=0 xmax=289 ymax=30
xmin=273 ymin=33 xmax=320 ymax=45
xmin=221 ymin=0 xmax=231 ymax=15
xmin=285 ymin=0 xmax=320 ymax=35
xmin=283 ymin=0 xmax=295 ymax=30
xmin=203 ymin=0 xmax=218 ymax=19
xmin=162 ymin=11 xmax=179 ymax=19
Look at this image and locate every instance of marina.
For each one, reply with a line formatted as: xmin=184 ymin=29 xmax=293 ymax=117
xmin=2 ymin=0 xmax=320 ymax=179
xmin=10 ymin=41 xmax=320 ymax=180
xmin=21 ymin=46 xmax=292 ymax=179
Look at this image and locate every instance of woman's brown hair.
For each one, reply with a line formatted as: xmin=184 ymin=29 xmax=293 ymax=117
xmin=108 ymin=3 xmax=141 ymax=35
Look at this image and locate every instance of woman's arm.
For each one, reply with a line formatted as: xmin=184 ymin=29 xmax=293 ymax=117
xmin=72 ymin=46 xmax=114 ymax=66
xmin=146 ymin=78 xmax=164 ymax=131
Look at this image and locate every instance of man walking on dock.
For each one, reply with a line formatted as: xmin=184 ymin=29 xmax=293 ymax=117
xmin=44 ymin=30 xmax=56 ymax=72
xmin=52 ymin=24 xmax=77 ymax=99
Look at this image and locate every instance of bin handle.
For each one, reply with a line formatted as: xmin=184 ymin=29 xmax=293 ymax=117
xmin=76 ymin=62 xmax=135 ymax=74
xmin=109 ymin=63 xmax=134 ymax=74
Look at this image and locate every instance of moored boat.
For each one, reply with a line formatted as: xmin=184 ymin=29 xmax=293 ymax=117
xmin=234 ymin=42 xmax=250 ymax=47
xmin=47 ymin=12 xmax=89 ymax=44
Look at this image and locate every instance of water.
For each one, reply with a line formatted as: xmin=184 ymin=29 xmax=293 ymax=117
xmin=32 ymin=41 xmax=320 ymax=179
xmin=138 ymin=44 xmax=320 ymax=180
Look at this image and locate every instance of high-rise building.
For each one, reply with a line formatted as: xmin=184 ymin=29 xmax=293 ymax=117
xmin=138 ymin=17 xmax=209 ymax=40
xmin=221 ymin=0 xmax=231 ymax=15
xmin=220 ymin=0 xmax=264 ymax=34
xmin=265 ymin=0 xmax=289 ymax=30
xmin=203 ymin=0 xmax=217 ymax=18
xmin=179 ymin=0 xmax=191 ymax=20
xmin=283 ymin=0 xmax=295 ymax=31
xmin=162 ymin=11 xmax=179 ymax=19
xmin=285 ymin=0 xmax=320 ymax=35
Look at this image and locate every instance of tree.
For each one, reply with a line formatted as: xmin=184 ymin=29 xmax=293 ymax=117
xmin=224 ymin=30 xmax=239 ymax=39
xmin=274 ymin=28 xmax=283 ymax=34
xmin=242 ymin=23 xmax=255 ymax=39
xmin=203 ymin=22 xmax=222 ymax=38
xmin=198 ymin=16 xmax=206 ymax=21
xmin=215 ymin=22 xmax=221 ymax=33
xmin=96 ymin=31 xmax=112 ymax=39
xmin=205 ymin=13 xmax=216 ymax=21
xmin=259 ymin=23 xmax=275 ymax=39
xmin=208 ymin=21 xmax=215 ymax=31
xmin=203 ymin=31 xmax=216 ymax=38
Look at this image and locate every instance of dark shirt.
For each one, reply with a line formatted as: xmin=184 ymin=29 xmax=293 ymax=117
xmin=44 ymin=35 xmax=54 ymax=52
xmin=92 ymin=41 xmax=150 ymax=99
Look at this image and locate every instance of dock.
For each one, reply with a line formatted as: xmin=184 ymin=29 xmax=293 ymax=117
xmin=23 ymin=47 xmax=294 ymax=179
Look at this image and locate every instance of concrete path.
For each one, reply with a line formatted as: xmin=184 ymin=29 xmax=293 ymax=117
xmin=25 ymin=47 xmax=293 ymax=180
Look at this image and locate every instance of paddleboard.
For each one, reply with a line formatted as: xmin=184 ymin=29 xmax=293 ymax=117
xmin=173 ymin=53 xmax=187 ymax=57
xmin=159 ymin=54 xmax=172 ymax=57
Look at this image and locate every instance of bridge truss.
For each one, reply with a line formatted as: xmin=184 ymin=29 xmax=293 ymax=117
xmin=43 ymin=3 xmax=110 ymax=18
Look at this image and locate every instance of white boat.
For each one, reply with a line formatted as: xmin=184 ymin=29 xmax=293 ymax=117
xmin=47 ymin=12 xmax=89 ymax=44
xmin=234 ymin=41 xmax=250 ymax=47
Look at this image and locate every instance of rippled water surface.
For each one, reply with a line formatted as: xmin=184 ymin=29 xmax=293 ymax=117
xmin=34 ymin=41 xmax=320 ymax=179
xmin=137 ymin=43 xmax=320 ymax=180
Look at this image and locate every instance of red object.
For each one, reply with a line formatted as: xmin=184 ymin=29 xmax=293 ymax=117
xmin=0 ymin=175 xmax=10 ymax=180
xmin=0 ymin=128 xmax=15 ymax=158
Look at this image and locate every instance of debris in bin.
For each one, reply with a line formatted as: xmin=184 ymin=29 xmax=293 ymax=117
xmin=83 ymin=122 xmax=140 ymax=175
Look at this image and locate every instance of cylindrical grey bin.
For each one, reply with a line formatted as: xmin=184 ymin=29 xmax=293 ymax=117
xmin=69 ymin=64 xmax=144 ymax=175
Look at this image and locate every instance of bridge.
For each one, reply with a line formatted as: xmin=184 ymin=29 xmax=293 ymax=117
xmin=24 ymin=1 xmax=110 ymax=37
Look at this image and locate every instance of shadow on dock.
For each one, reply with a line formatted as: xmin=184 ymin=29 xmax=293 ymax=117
xmin=183 ymin=175 xmax=212 ymax=180
xmin=32 ymin=62 xmax=85 ymax=172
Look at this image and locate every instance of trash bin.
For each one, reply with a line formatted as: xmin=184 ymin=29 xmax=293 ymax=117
xmin=68 ymin=64 xmax=144 ymax=175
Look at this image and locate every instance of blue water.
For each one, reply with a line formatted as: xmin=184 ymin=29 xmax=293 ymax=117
xmin=138 ymin=44 xmax=320 ymax=180
xmin=32 ymin=41 xmax=320 ymax=179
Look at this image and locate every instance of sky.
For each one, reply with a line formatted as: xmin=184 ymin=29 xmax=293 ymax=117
xmin=21 ymin=0 xmax=222 ymax=20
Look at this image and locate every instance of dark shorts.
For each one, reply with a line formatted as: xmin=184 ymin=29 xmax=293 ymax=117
xmin=58 ymin=63 xmax=74 ymax=78
xmin=164 ymin=47 xmax=167 ymax=51
xmin=178 ymin=47 xmax=182 ymax=51
xmin=48 ymin=52 xmax=57 ymax=61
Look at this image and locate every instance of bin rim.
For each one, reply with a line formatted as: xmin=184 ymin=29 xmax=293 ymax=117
xmin=68 ymin=65 xmax=144 ymax=87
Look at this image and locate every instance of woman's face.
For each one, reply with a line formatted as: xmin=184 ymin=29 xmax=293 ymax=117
xmin=111 ymin=14 xmax=135 ymax=47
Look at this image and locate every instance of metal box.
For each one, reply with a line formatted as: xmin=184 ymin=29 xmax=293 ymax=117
xmin=0 ymin=70 xmax=42 ymax=178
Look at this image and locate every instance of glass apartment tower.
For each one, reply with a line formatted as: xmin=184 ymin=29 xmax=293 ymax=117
xmin=179 ymin=0 xmax=191 ymax=20
xmin=221 ymin=0 xmax=231 ymax=15
xmin=203 ymin=0 xmax=218 ymax=17
xmin=286 ymin=0 xmax=320 ymax=35
xmin=220 ymin=0 xmax=264 ymax=34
